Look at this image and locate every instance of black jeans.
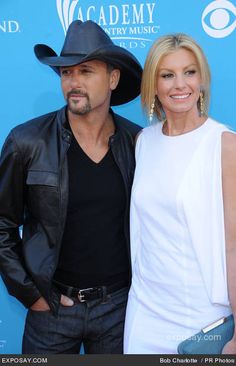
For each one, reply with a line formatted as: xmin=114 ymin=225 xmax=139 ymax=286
xmin=22 ymin=286 xmax=129 ymax=354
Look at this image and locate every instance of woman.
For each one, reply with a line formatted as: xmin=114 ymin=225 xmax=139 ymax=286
xmin=124 ymin=34 xmax=236 ymax=354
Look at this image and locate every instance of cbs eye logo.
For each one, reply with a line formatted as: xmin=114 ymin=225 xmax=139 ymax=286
xmin=202 ymin=0 xmax=236 ymax=38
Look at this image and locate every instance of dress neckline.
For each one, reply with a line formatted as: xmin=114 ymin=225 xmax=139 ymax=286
xmin=160 ymin=118 xmax=210 ymax=139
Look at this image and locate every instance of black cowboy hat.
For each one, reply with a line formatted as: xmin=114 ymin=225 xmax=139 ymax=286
xmin=34 ymin=20 xmax=142 ymax=106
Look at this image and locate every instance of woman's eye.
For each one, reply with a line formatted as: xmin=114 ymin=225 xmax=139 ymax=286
xmin=185 ymin=70 xmax=196 ymax=75
xmin=161 ymin=73 xmax=173 ymax=79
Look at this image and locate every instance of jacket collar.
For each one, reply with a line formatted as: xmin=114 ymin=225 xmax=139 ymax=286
xmin=57 ymin=105 xmax=123 ymax=140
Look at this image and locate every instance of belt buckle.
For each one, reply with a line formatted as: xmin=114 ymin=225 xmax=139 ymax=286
xmin=78 ymin=287 xmax=93 ymax=302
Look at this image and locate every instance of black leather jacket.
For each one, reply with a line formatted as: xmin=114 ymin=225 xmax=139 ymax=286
xmin=0 ymin=106 xmax=141 ymax=314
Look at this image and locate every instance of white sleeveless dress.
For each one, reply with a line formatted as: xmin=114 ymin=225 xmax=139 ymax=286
xmin=124 ymin=118 xmax=232 ymax=354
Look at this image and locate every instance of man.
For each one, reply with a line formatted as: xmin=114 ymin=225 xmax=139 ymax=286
xmin=0 ymin=20 xmax=142 ymax=354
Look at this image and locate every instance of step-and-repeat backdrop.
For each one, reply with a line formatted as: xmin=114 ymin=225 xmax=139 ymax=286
xmin=1 ymin=0 xmax=236 ymax=353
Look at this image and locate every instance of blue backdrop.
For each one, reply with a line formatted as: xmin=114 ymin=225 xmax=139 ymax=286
xmin=1 ymin=0 xmax=236 ymax=353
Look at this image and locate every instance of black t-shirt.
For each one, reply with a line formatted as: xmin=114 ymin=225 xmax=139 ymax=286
xmin=54 ymin=127 xmax=129 ymax=288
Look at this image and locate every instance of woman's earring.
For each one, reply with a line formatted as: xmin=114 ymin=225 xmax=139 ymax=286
xmin=149 ymin=98 xmax=155 ymax=122
xmin=199 ymin=91 xmax=204 ymax=116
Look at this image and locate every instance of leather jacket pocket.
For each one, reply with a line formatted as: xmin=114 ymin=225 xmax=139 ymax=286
xmin=26 ymin=170 xmax=58 ymax=187
xmin=26 ymin=170 xmax=59 ymax=225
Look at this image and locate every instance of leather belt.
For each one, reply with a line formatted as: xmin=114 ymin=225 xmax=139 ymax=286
xmin=53 ymin=279 xmax=129 ymax=302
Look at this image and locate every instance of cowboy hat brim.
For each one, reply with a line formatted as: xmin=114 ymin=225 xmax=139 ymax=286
xmin=34 ymin=44 xmax=142 ymax=106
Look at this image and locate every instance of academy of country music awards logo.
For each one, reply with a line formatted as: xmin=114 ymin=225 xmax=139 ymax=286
xmin=1 ymin=1 xmax=236 ymax=40
xmin=56 ymin=0 xmax=236 ymax=42
xmin=202 ymin=0 xmax=236 ymax=38
xmin=56 ymin=0 xmax=160 ymax=49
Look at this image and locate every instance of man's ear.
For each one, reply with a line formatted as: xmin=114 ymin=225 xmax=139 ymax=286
xmin=110 ymin=69 xmax=120 ymax=90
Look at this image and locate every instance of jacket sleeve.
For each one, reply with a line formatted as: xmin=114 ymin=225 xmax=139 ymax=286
xmin=0 ymin=131 xmax=41 ymax=308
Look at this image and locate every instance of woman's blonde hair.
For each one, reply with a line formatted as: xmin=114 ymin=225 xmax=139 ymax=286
xmin=141 ymin=33 xmax=211 ymax=122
